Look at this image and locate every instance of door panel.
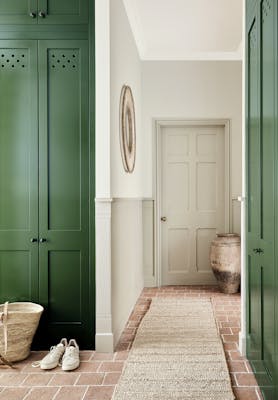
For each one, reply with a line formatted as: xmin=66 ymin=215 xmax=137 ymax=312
xmin=0 ymin=0 xmax=38 ymax=24
xmin=259 ymin=0 xmax=275 ymax=380
xmin=38 ymin=0 xmax=88 ymax=24
xmin=246 ymin=0 xmax=276 ymax=397
xmin=0 ymin=40 xmax=38 ymax=303
xmin=38 ymin=40 xmax=91 ymax=347
xmin=161 ymin=125 xmax=226 ymax=285
xmin=247 ymin=13 xmax=261 ymax=360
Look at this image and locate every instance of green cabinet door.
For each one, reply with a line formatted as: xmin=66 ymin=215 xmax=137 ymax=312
xmin=247 ymin=7 xmax=261 ymax=363
xmin=246 ymin=0 xmax=276 ymax=398
xmin=0 ymin=40 xmax=38 ymax=303
xmin=37 ymin=40 xmax=92 ymax=348
xmin=37 ymin=0 xmax=88 ymax=24
xmin=0 ymin=1 xmax=38 ymax=24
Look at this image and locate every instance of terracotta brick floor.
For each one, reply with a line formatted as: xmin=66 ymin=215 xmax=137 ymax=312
xmin=0 ymin=286 xmax=262 ymax=400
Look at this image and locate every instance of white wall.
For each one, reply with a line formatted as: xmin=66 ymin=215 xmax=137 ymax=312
xmin=95 ymin=0 xmax=111 ymax=198
xmin=110 ymin=0 xmax=144 ymax=347
xmin=142 ymin=61 xmax=242 ymax=232
xmin=112 ymin=200 xmax=143 ymax=345
xmin=110 ymin=0 xmax=143 ymax=198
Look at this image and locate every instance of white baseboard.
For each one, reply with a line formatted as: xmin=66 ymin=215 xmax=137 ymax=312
xmin=239 ymin=331 xmax=247 ymax=356
xmin=95 ymin=333 xmax=114 ymax=353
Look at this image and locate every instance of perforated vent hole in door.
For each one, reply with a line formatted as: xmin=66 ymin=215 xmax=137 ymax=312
xmin=0 ymin=49 xmax=28 ymax=69
xmin=49 ymin=49 xmax=79 ymax=71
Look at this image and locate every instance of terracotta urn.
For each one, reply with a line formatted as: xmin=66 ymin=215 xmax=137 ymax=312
xmin=210 ymin=233 xmax=241 ymax=294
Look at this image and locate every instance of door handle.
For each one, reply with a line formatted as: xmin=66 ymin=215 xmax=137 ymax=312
xmin=253 ymin=248 xmax=264 ymax=254
xmin=38 ymin=11 xmax=46 ymax=18
xmin=161 ymin=217 xmax=167 ymax=222
xmin=30 ymin=238 xmax=38 ymax=243
xmin=29 ymin=12 xmax=36 ymax=18
xmin=39 ymin=238 xmax=47 ymax=243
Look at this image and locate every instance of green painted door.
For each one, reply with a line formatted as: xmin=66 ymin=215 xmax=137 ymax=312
xmin=37 ymin=0 xmax=88 ymax=24
xmin=246 ymin=0 xmax=276 ymax=398
xmin=0 ymin=40 xmax=38 ymax=303
xmin=0 ymin=1 xmax=38 ymax=24
xmin=0 ymin=39 xmax=93 ymax=348
xmin=37 ymin=40 xmax=92 ymax=348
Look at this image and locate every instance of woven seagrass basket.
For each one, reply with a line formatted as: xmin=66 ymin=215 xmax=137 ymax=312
xmin=0 ymin=302 xmax=44 ymax=362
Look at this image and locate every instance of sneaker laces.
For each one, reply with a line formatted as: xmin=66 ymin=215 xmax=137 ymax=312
xmin=63 ymin=346 xmax=77 ymax=360
xmin=32 ymin=345 xmax=64 ymax=368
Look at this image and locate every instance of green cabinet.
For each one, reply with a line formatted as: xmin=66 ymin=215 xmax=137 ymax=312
xmin=0 ymin=11 xmax=94 ymax=348
xmin=246 ymin=0 xmax=277 ymax=398
xmin=0 ymin=40 xmax=38 ymax=301
xmin=0 ymin=39 xmax=92 ymax=347
xmin=0 ymin=1 xmax=37 ymax=25
xmin=0 ymin=0 xmax=88 ymax=24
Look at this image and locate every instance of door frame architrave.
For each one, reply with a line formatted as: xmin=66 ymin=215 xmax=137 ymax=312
xmin=153 ymin=118 xmax=231 ymax=287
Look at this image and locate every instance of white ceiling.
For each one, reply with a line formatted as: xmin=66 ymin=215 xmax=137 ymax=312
xmin=123 ymin=0 xmax=243 ymax=61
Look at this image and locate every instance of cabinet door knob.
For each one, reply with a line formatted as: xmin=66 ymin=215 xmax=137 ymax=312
xmin=29 ymin=12 xmax=36 ymax=18
xmin=39 ymin=238 xmax=47 ymax=243
xmin=39 ymin=11 xmax=46 ymax=18
xmin=161 ymin=216 xmax=167 ymax=222
xmin=30 ymin=238 xmax=38 ymax=243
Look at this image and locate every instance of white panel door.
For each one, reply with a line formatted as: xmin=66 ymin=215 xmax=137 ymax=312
xmin=161 ymin=125 xmax=226 ymax=285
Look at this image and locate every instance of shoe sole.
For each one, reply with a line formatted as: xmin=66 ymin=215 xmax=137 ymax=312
xmin=62 ymin=363 xmax=80 ymax=371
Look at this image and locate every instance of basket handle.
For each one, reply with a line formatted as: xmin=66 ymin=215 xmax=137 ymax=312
xmin=0 ymin=302 xmax=8 ymax=354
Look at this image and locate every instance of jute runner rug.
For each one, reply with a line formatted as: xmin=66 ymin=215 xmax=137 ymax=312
xmin=113 ymin=297 xmax=235 ymax=400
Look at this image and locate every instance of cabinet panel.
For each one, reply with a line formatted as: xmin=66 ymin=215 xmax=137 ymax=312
xmin=38 ymin=0 xmax=88 ymax=24
xmin=38 ymin=40 xmax=91 ymax=347
xmin=260 ymin=0 xmax=275 ymax=380
xmin=0 ymin=40 xmax=38 ymax=303
xmin=246 ymin=0 xmax=276 ymax=398
xmin=0 ymin=0 xmax=37 ymax=25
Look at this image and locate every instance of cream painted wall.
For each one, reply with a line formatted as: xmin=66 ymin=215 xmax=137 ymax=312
xmin=142 ymin=61 xmax=242 ymax=231
xmin=112 ymin=200 xmax=144 ymax=345
xmin=110 ymin=0 xmax=143 ymax=198
xmin=109 ymin=0 xmax=144 ymax=348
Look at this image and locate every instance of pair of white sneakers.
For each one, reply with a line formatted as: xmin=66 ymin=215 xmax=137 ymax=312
xmin=34 ymin=338 xmax=80 ymax=371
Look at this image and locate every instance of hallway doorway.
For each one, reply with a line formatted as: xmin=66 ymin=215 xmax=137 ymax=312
xmin=155 ymin=120 xmax=230 ymax=285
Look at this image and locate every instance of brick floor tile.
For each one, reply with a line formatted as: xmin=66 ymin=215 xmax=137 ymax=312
xmin=48 ymin=373 xmax=79 ymax=386
xmin=24 ymin=387 xmax=59 ymax=400
xmin=223 ymin=342 xmax=238 ymax=351
xmin=103 ymin=372 xmax=121 ymax=385
xmin=114 ymin=342 xmax=130 ymax=351
xmin=0 ymin=373 xmax=28 ymax=386
xmin=84 ymin=385 xmax=114 ymax=400
xmin=235 ymin=373 xmax=259 ymax=387
xmin=92 ymin=353 xmax=114 ymax=361
xmin=229 ymin=351 xmax=245 ymax=361
xmin=80 ymin=351 xmax=94 ymax=361
xmin=219 ymin=328 xmax=232 ymax=334
xmin=233 ymin=387 xmax=260 ymax=400
xmin=22 ymin=373 xmax=54 ymax=386
xmin=98 ymin=362 xmax=124 ymax=373
xmin=228 ymin=361 xmax=248 ymax=373
xmin=77 ymin=362 xmax=101 ymax=372
xmin=0 ymin=387 xmax=30 ymax=400
xmin=75 ymin=373 xmax=104 ymax=386
xmin=223 ymin=334 xmax=239 ymax=343
xmin=54 ymin=386 xmax=87 ymax=400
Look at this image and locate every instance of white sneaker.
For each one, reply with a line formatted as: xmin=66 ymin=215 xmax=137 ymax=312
xmin=61 ymin=339 xmax=80 ymax=371
xmin=39 ymin=338 xmax=67 ymax=370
